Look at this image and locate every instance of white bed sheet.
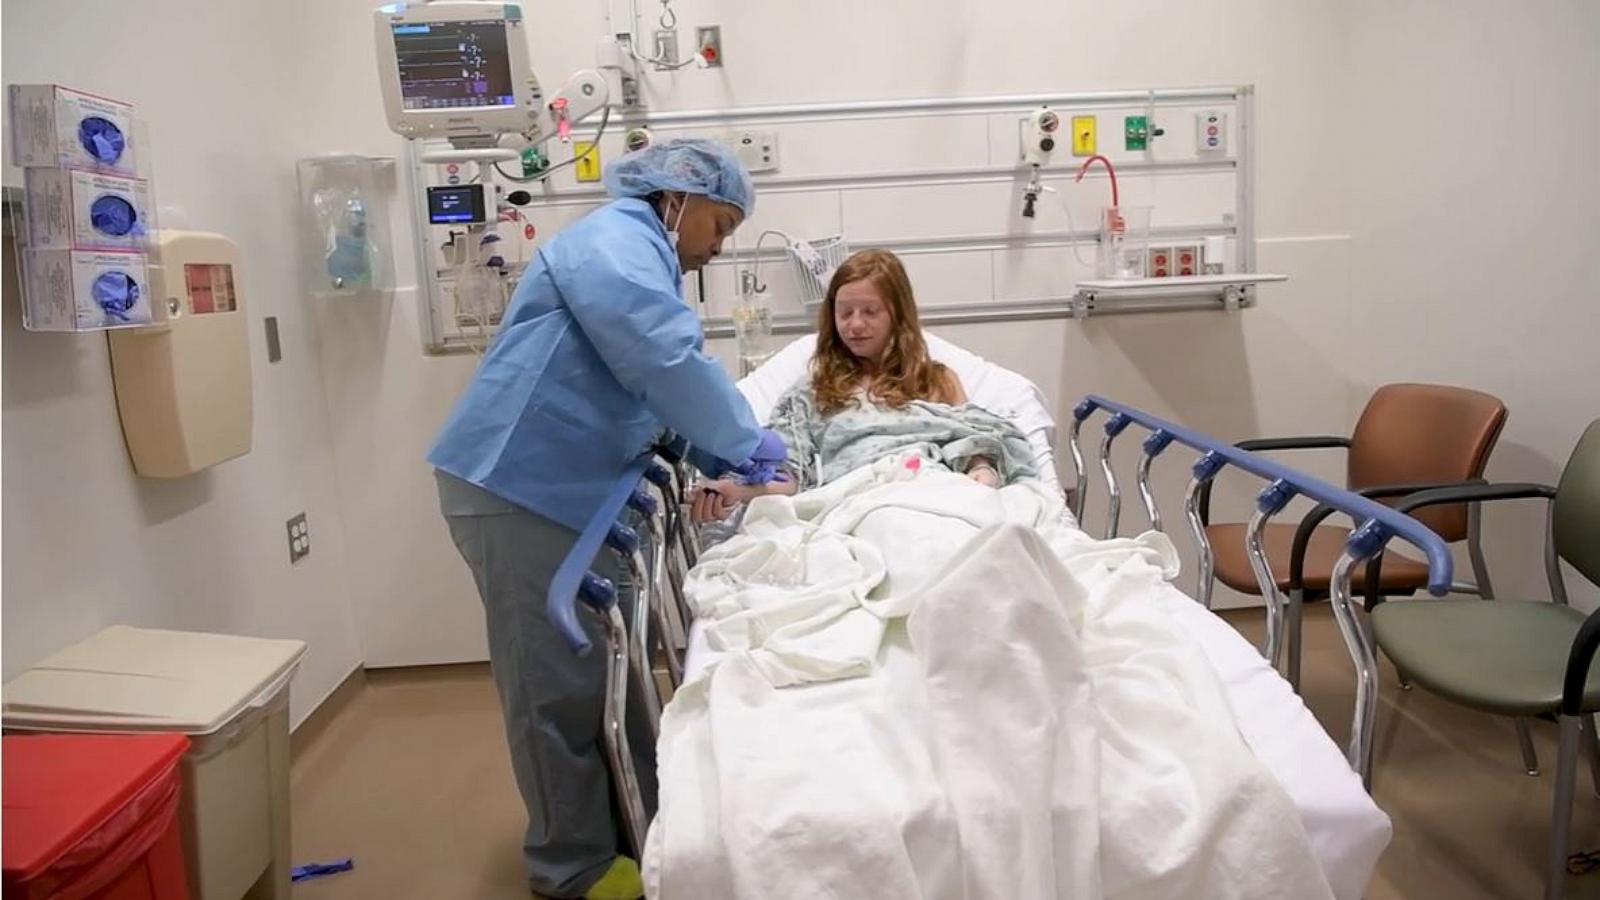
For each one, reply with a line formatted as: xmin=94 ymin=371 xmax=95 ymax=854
xmin=681 ymin=584 xmax=1390 ymax=900
xmin=717 ymin=337 xmax=1386 ymax=895
xmin=737 ymin=333 xmax=1061 ymax=486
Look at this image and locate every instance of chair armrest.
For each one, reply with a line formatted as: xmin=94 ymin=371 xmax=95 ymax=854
xmin=1236 ymin=436 xmax=1352 ymax=452
xmin=1287 ymin=480 xmax=1486 ymax=590
xmin=1363 ymin=483 xmax=1559 ymax=609
xmin=1197 ymin=436 xmax=1353 ymax=525
xmin=1392 ymin=483 xmax=1558 ymax=510
xmin=1564 ymin=607 xmax=1600 ymax=716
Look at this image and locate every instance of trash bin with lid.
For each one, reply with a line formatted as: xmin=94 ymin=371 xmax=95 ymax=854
xmin=4 ymin=626 xmax=307 ymax=900
xmin=3 ymin=732 xmax=192 ymax=900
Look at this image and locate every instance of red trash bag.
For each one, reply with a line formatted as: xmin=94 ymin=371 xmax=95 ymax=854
xmin=4 ymin=733 xmax=191 ymax=900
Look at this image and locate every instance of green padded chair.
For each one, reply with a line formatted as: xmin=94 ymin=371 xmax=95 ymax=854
xmin=1365 ymin=419 xmax=1600 ymax=900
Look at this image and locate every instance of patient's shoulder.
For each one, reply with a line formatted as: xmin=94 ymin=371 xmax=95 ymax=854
xmin=937 ymin=365 xmax=968 ymax=405
xmin=772 ymin=380 xmax=818 ymax=416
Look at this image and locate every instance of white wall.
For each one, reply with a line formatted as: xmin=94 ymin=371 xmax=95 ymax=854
xmin=1 ymin=0 xmax=366 ymax=725
xmin=296 ymin=0 xmax=1364 ymax=666
xmin=315 ymin=0 xmax=1596 ymax=666
xmin=1344 ymin=0 xmax=1600 ymax=609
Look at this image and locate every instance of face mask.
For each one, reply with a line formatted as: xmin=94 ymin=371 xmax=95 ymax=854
xmin=666 ymin=194 xmax=688 ymax=250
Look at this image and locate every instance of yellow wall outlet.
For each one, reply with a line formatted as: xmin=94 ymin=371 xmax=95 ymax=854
xmin=574 ymin=142 xmax=602 ymax=182
xmin=1071 ymin=116 xmax=1097 ymax=156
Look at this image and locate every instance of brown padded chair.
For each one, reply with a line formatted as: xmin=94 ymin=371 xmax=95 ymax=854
xmin=1198 ymin=383 xmax=1508 ymax=690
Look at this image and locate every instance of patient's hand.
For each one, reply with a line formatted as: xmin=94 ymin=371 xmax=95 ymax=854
xmin=690 ymin=479 xmax=759 ymax=524
xmin=967 ymin=465 xmax=1001 ymax=488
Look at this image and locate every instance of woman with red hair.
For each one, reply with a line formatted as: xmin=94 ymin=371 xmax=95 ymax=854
xmin=693 ymin=249 xmax=1035 ymax=522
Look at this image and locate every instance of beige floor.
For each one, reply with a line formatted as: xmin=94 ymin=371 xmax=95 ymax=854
xmin=290 ymin=604 xmax=1600 ymax=899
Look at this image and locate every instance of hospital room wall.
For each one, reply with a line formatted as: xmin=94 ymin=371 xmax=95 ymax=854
xmin=1343 ymin=0 xmax=1600 ymax=611
xmin=3 ymin=1 xmax=1585 ymax=700
xmin=694 ymin=0 xmax=1600 ymax=614
xmin=286 ymin=1 xmax=1599 ymax=667
xmin=0 ymin=1 xmax=366 ymax=724
xmin=282 ymin=0 xmax=1364 ymax=667
xmin=669 ymin=0 xmax=1365 ymax=612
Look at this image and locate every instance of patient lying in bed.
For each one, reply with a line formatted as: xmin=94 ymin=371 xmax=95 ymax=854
xmin=693 ymin=249 xmax=1037 ymax=522
xmin=652 ymin=399 xmax=1342 ymax=900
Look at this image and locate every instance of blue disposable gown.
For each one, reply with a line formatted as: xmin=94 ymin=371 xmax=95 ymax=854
xmin=428 ymin=198 xmax=760 ymax=532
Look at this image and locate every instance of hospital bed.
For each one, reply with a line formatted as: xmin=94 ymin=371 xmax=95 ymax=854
xmin=548 ymin=337 xmax=1458 ymax=899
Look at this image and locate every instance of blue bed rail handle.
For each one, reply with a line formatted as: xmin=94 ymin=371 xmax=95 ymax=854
xmin=1257 ymin=479 xmax=1297 ymax=515
xmin=643 ymin=463 xmax=673 ymax=490
xmin=1193 ymin=450 xmax=1227 ymax=481
xmin=1078 ymin=395 xmax=1454 ymax=594
xmin=549 ymin=455 xmax=653 ymax=656
xmin=580 ymin=573 xmax=617 ymax=613
xmin=607 ymin=522 xmax=642 ymax=556
xmin=1143 ymin=430 xmax=1175 ymax=457
xmin=626 ymin=486 xmax=657 ymax=517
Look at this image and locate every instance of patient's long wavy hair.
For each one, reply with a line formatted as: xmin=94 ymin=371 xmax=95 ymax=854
xmin=811 ymin=250 xmax=955 ymax=416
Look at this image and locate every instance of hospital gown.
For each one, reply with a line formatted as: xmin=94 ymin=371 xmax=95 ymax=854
xmin=766 ymin=384 xmax=1039 ymax=490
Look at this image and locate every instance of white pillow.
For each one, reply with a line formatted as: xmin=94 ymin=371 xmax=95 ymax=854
xmin=735 ymin=333 xmax=1060 ymax=485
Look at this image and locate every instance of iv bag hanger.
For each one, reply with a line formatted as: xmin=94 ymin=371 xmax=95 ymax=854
xmin=744 ymin=229 xmax=850 ymax=309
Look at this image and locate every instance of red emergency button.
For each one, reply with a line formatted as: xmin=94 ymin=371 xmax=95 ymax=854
xmin=524 ymin=223 xmax=537 ymax=240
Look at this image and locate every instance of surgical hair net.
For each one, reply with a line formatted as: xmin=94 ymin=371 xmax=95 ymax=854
xmin=602 ymin=138 xmax=755 ymax=217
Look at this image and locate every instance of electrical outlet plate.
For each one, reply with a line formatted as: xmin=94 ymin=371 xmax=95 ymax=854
xmin=264 ymin=316 xmax=281 ymax=363
xmin=1197 ymin=110 xmax=1227 ymax=156
xmin=695 ymin=26 xmax=722 ymax=67
xmin=1071 ymin=115 xmax=1097 ymax=156
xmin=573 ymin=141 xmax=602 ymax=182
xmin=726 ymin=130 xmax=778 ymax=173
xmin=520 ymin=146 xmax=549 ymax=178
xmin=1124 ymin=115 xmax=1148 ymax=151
xmin=1173 ymin=244 xmax=1200 ymax=276
xmin=287 ymin=513 xmax=310 ymax=564
xmin=435 ymin=161 xmax=469 ymax=186
xmin=1147 ymin=246 xmax=1174 ymax=278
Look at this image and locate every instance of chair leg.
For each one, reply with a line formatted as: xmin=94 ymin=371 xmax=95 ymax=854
xmin=1287 ymin=589 xmax=1304 ymax=694
xmin=1518 ymin=719 xmax=1542 ymax=776
xmin=1547 ymin=715 xmax=1581 ymax=900
xmin=1585 ymin=714 xmax=1600 ymax=799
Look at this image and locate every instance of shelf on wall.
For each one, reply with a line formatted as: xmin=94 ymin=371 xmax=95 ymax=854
xmin=1069 ymin=273 xmax=1288 ymax=318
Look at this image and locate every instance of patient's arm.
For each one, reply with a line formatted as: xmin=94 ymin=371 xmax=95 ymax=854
xmin=690 ymin=477 xmax=798 ymax=524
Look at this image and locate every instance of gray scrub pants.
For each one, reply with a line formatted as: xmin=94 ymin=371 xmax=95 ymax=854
xmin=436 ymin=471 xmax=659 ymax=899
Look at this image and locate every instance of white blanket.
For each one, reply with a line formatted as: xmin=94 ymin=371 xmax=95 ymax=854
xmin=644 ymin=456 xmax=1337 ymax=899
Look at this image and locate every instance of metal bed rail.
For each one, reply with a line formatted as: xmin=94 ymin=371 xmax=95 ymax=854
xmin=547 ymin=394 xmax=1452 ymax=834
xmin=546 ymin=450 xmax=695 ymax=857
xmin=1068 ymin=395 xmax=1454 ymax=783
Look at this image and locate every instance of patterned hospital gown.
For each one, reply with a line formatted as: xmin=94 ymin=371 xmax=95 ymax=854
xmin=766 ymin=383 xmax=1039 ymax=490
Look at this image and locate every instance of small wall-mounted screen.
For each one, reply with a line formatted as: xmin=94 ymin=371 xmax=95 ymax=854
xmin=427 ymin=184 xmax=488 ymax=224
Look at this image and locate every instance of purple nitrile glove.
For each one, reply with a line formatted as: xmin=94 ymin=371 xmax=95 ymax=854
xmin=732 ymin=429 xmax=788 ymax=485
